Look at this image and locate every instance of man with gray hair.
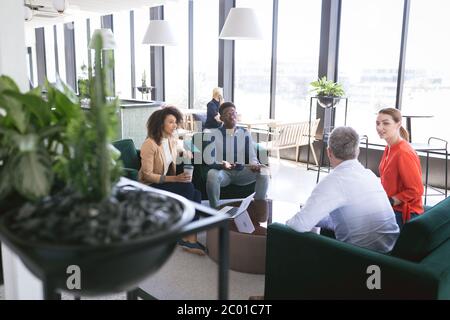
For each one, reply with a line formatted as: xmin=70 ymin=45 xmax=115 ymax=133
xmin=286 ymin=126 xmax=399 ymax=253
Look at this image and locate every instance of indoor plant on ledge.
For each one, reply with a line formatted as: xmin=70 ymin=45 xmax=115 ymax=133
xmin=0 ymin=32 xmax=195 ymax=297
xmin=310 ymin=76 xmax=345 ymax=108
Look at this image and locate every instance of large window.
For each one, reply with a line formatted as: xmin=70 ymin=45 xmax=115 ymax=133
xmin=113 ymin=11 xmax=132 ymax=98
xmin=133 ymin=8 xmax=151 ymax=100
xmin=44 ymin=25 xmax=56 ymax=83
xmin=275 ymin=0 xmax=321 ymax=122
xmin=24 ymin=28 xmax=38 ymax=87
xmin=234 ymin=0 xmax=273 ymax=121
xmin=401 ymin=0 xmax=450 ymax=143
xmin=193 ymin=0 xmax=219 ymax=110
xmin=55 ymin=24 xmax=66 ymax=82
xmin=74 ymin=18 xmax=89 ymax=91
xmin=338 ymin=0 xmax=404 ymax=144
xmin=165 ymin=1 xmax=189 ymax=108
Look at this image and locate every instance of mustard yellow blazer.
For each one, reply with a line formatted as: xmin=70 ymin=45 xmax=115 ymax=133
xmin=139 ymin=137 xmax=179 ymax=184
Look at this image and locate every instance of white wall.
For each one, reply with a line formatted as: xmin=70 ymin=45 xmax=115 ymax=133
xmin=0 ymin=0 xmax=43 ymax=300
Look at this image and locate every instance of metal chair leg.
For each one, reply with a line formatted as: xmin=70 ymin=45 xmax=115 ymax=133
xmin=316 ymin=140 xmax=326 ymax=184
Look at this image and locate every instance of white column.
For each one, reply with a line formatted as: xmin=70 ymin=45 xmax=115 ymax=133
xmin=0 ymin=0 xmax=43 ymax=300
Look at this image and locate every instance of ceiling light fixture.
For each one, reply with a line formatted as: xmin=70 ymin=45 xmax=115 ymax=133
xmin=89 ymin=29 xmax=116 ymax=50
xmin=52 ymin=0 xmax=68 ymax=14
xmin=142 ymin=20 xmax=177 ymax=46
xmin=219 ymin=8 xmax=263 ymax=40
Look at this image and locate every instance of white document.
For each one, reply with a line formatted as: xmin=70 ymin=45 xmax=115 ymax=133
xmin=233 ymin=210 xmax=255 ymax=234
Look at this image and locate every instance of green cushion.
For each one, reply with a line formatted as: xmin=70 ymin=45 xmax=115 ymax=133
xmin=112 ymin=139 xmax=141 ymax=171
xmin=391 ymin=196 xmax=450 ymax=262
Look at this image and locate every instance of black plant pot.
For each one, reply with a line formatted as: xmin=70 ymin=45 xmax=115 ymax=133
xmin=317 ymin=96 xmax=341 ymax=108
xmin=0 ymin=187 xmax=195 ymax=296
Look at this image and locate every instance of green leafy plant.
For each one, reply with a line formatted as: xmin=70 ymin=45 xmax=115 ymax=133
xmin=310 ymin=76 xmax=345 ymax=97
xmin=0 ymin=75 xmax=82 ymax=201
xmin=56 ymin=33 xmax=121 ymax=201
xmin=77 ymin=64 xmax=90 ymax=99
xmin=0 ymin=33 xmax=121 ymax=204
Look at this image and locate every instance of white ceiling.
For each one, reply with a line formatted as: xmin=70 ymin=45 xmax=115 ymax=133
xmin=23 ymin=0 xmax=177 ymax=29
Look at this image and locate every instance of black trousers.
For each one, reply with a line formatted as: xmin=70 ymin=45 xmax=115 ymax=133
xmin=152 ymin=182 xmax=201 ymax=204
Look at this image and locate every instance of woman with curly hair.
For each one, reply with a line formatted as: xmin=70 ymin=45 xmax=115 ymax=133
xmin=139 ymin=106 xmax=206 ymax=255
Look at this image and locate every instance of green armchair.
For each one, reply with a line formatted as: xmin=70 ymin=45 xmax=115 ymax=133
xmin=264 ymin=197 xmax=450 ymax=299
xmin=112 ymin=139 xmax=141 ymax=181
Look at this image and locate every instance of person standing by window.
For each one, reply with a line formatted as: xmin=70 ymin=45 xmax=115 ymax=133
xmin=204 ymin=87 xmax=224 ymax=129
xmin=376 ymin=108 xmax=424 ymax=228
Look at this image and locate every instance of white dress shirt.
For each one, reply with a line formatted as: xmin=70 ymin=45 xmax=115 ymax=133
xmin=161 ymin=138 xmax=173 ymax=175
xmin=286 ymin=159 xmax=399 ymax=253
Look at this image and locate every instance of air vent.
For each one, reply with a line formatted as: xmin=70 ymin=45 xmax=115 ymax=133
xmin=33 ymin=11 xmax=60 ymax=18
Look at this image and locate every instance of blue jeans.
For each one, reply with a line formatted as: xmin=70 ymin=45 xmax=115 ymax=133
xmin=206 ymin=167 xmax=269 ymax=208
xmin=394 ymin=210 xmax=420 ymax=229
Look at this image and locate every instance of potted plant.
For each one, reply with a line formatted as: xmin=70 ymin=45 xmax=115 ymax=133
xmin=310 ymin=76 xmax=345 ymax=108
xmin=77 ymin=63 xmax=90 ymax=106
xmin=0 ymin=32 xmax=195 ymax=296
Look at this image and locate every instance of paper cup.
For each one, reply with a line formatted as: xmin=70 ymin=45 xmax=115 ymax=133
xmin=184 ymin=165 xmax=194 ymax=182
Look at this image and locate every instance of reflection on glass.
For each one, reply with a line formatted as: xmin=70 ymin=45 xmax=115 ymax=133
xmin=275 ymin=0 xmax=321 ymax=122
xmin=74 ymin=18 xmax=90 ymax=91
xmin=193 ymin=0 xmax=219 ymax=110
xmin=234 ymin=0 xmax=272 ymax=121
xmin=114 ymin=11 xmax=132 ymax=99
xmin=339 ymin=0 xmax=403 ymax=144
xmin=133 ymin=8 xmax=151 ymax=100
xmin=56 ymin=24 xmax=66 ymax=82
xmin=44 ymin=25 xmax=56 ymax=83
xmin=165 ymin=0 xmax=189 ymax=108
xmin=402 ymin=0 xmax=450 ymax=143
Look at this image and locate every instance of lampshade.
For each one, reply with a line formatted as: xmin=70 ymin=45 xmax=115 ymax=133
xmin=24 ymin=6 xmax=33 ymax=21
xmin=52 ymin=0 xmax=68 ymax=13
xmin=142 ymin=20 xmax=177 ymax=46
xmin=88 ymin=29 xmax=116 ymax=50
xmin=219 ymin=8 xmax=263 ymax=40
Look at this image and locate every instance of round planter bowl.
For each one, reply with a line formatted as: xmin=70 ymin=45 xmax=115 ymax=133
xmin=0 ymin=188 xmax=195 ymax=296
xmin=317 ymin=96 xmax=341 ymax=108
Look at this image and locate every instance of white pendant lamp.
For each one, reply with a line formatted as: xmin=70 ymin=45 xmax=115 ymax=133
xmin=88 ymin=29 xmax=116 ymax=50
xmin=24 ymin=6 xmax=33 ymax=21
xmin=219 ymin=8 xmax=263 ymax=40
xmin=142 ymin=20 xmax=177 ymax=46
xmin=52 ymin=0 xmax=68 ymax=13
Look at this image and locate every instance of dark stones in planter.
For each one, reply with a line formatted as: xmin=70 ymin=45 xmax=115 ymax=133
xmin=0 ymin=185 xmax=195 ymax=295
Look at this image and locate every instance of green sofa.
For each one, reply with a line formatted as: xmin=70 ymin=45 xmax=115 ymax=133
xmin=112 ymin=139 xmax=141 ymax=181
xmin=264 ymin=196 xmax=450 ymax=299
xmin=112 ymin=136 xmax=269 ymax=202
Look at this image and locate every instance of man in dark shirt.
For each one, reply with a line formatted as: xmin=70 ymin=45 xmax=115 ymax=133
xmin=205 ymin=102 xmax=269 ymax=208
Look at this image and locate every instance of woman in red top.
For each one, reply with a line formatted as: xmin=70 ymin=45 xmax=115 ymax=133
xmin=376 ymin=108 xmax=424 ymax=228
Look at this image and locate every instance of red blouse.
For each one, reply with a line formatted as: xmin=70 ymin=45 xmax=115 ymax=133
xmin=379 ymin=139 xmax=424 ymax=223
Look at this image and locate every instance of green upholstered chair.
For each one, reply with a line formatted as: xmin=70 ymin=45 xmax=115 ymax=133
xmin=189 ymin=132 xmax=269 ymax=201
xmin=264 ymin=196 xmax=450 ymax=299
xmin=112 ymin=139 xmax=141 ymax=181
